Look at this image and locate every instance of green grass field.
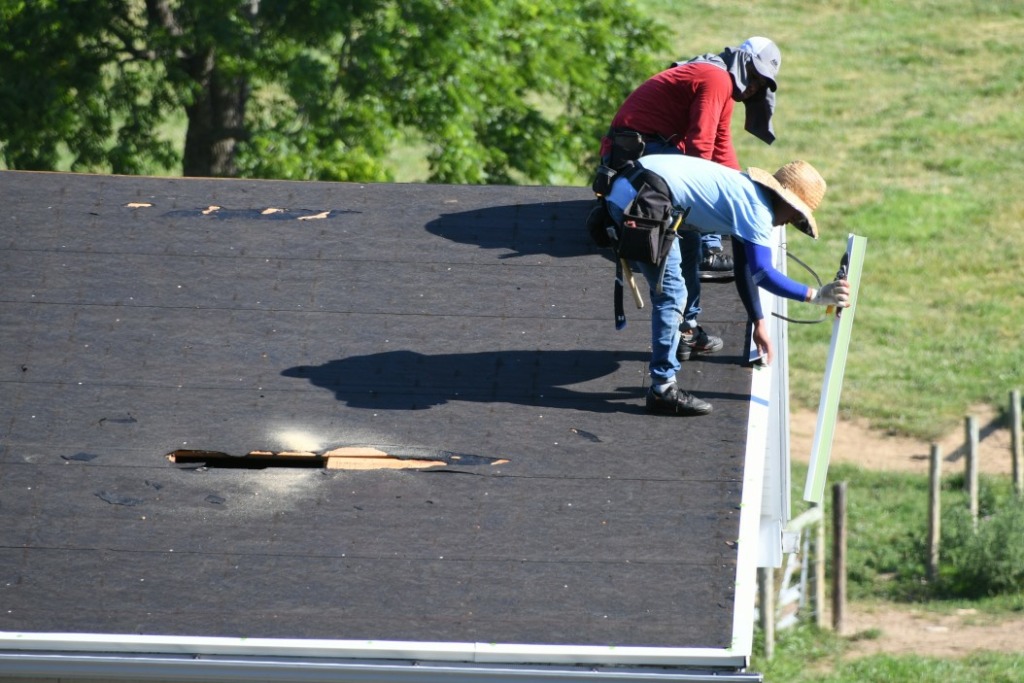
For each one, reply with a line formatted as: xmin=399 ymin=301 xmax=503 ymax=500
xmin=637 ymin=0 xmax=1024 ymax=440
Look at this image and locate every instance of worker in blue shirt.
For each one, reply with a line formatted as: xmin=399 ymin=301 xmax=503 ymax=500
xmin=605 ymin=154 xmax=850 ymax=416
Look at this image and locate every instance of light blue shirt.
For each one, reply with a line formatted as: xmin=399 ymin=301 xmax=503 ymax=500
xmin=607 ymin=154 xmax=776 ymax=247
xmin=607 ymin=154 xmax=811 ymax=302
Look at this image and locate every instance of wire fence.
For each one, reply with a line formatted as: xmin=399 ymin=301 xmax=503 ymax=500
xmin=759 ymin=389 xmax=1024 ymax=659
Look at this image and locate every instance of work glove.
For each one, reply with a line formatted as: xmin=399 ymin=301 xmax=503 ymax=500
xmin=809 ymin=279 xmax=850 ymax=307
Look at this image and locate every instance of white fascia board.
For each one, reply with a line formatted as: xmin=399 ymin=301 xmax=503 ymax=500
xmin=729 ymin=324 xmax=774 ymax=662
xmin=0 ymin=651 xmax=763 ymax=683
xmin=735 ymin=224 xmax=793 ymax=654
xmin=474 ymin=642 xmax=747 ymax=668
xmin=0 ymin=631 xmax=749 ymax=670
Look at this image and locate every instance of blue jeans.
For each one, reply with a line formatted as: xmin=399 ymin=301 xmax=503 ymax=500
xmin=608 ymin=204 xmax=685 ymax=385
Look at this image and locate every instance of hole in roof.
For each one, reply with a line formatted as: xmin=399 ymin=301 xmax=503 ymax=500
xmin=167 ymin=447 xmax=508 ymax=471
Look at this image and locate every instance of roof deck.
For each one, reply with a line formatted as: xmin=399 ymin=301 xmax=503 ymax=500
xmin=0 ymin=171 xmax=776 ymax=680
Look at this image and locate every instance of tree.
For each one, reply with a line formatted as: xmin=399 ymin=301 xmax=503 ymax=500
xmin=0 ymin=0 xmax=666 ymax=184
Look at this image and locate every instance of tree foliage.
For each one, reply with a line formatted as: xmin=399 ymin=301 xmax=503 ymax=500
xmin=0 ymin=0 xmax=666 ymax=183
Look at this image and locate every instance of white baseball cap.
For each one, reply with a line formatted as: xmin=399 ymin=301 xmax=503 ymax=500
xmin=740 ymin=36 xmax=781 ymax=91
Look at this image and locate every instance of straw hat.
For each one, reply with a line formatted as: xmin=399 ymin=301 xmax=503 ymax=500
xmin=746 ymin=160 xmax=826 ymax=238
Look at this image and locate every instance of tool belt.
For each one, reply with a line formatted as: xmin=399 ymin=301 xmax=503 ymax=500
xmin=586 ymin=162 xmax=681 ymax=264
xmin=616 ymin=165 xmax=680 ymax=266
xmin=588 ymin=129 xmax=660 ymax=249
xmin=586 ymin=138 xmax=691 ymax=329
xmin=590 ymin=129 xmax=684 ymax=266
xmin=609 ymin=166 xmax=690 ymax=329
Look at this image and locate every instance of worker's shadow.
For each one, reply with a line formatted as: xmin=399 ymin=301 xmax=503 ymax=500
xmin=281 ymin=349 xmax=647 ymax=414
xmin=424 ymin=199 xmax=607 ymax=260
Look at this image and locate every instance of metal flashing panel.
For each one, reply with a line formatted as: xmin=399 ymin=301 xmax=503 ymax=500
xmin=804 ymin=234 xmax=867 ymax=503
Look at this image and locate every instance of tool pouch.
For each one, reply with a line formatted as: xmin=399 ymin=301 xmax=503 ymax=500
xmin=615 ymin=171 xmax=675 ymax=266
xmin=617 ymin=210 xmax=664 ymax=265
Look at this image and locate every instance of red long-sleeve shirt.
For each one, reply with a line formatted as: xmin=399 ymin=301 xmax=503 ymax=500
xmin=601 ymin=62 xmax=740 ymax=170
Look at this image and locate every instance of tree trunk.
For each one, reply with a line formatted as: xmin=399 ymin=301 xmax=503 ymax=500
xmin=146 ymin=0 xmax=254 ymax=177
xmin=182 ymin=48 xmax=249 ymax=177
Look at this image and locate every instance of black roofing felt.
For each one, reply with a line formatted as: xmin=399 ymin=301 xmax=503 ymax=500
xmin=0 ymin=170 xmax=755 ymax=649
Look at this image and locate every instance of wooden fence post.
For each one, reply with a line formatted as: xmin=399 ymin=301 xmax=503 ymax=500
xmin=1012 ymin=389 xmax=1022 ymax=498
xmin=831 ymin=481 xmax=847 ymax=634
xmin=966 ymin=415 xmax=979 ymax=531
xmin=928 ymin=444 xmax=942 ymax=582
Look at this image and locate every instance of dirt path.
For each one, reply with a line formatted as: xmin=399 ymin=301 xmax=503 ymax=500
xmin=789 ymin=405 xmax=1018 ymax=477
xmin=788 ymin=407 xmax=1024 ymax=659
xmin=839 ymin=604 xmax=1024 ymax=659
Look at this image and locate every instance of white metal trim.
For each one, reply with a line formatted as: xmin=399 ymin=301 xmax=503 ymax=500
xmin=804 ymin=234 xmax=867 ymax=503
xmin=0 ymin=651 xmax=763 ymax=682
xmin=730 ymin=308 xmax=775 ymax=662
xmin=0 ymin=631 xmax=749 ymax=669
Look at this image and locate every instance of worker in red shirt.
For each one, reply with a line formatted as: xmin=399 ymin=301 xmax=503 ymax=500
xmin=597 ymin=37 xmax=781 ymax=361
